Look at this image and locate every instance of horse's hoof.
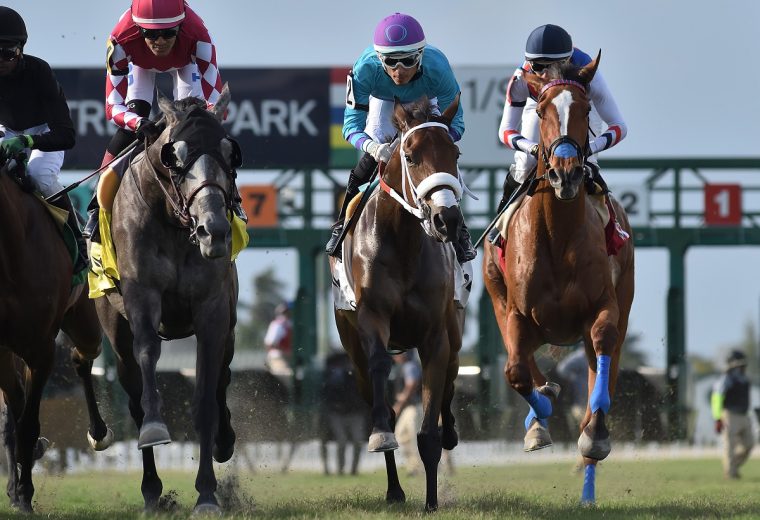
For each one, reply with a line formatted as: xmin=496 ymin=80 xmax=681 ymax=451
xmin=368 ymin=432 xmax=398 ymax=452
xmin=537 ymin=382 xmax=561 ymax=400
xmin=88 ymin=428 xmax=114 ymax=451
xmin=425 ymin=502 xmax=439 ymax=513
xmin=213 ymin=442 xmax=234 ymax=463
xmin=192 ymin=502 xmax=222 ymax=516
xmin=578 ymin=412 xmax=611 ymax=460
xmin=524 ymin=419 xmax=553 ymax=452
xmin=578 ymin=430 xmax=611 ymax=460
xmin=138 ymin=422 xmax=171 ymax=449
xmin=33 ymin=437 xmax=51 ymax=461
xmin=386 ymin=488 xmax=406 ymax=504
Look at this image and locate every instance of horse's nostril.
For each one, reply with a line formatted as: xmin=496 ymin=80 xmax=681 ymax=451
xmin=195 ymin=225 xmax=209 ymax=239
xmin=432 ymin=213 xmax=446 ymax=232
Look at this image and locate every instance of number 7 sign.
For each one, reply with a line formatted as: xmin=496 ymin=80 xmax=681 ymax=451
xmin=704 ymin=184 xmax=741 ymax=226
xmin=239 ymin=185 xmax=278 ymax=227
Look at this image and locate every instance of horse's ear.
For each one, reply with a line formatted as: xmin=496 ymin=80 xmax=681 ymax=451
xmin=392 ymin=96 xmax=411 ymax=133
xmin=578 ymin=50 xmax=601 ymax=85
xmin=210 ymin=83 xmax=231 ymax=122
xmin=157 ymin=90 xmax=181 ymax=126
xmin=441 ymin=92 xmax=460 ymax=125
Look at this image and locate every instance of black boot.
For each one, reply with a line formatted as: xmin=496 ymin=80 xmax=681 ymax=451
xmin=585 ymin=162 xmax=609 ymax=194
xmin=454 ymin=222 xmax=477 ymax=264
xmin=325 ymin=183 xmax=359 ymax=259
xmin=51 ymin=194 xmax=89 ymax=273
xmin=496 ymin=165 xmax=521 ymax=214
xmin=82 ymin=190 xmax=101 ymax=242
xmin=231 ymin=183 xmax=248 ymax=223
xmin=326 ymin=155 xmax=377 ymax=259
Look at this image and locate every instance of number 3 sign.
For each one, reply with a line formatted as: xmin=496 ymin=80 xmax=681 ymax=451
xmin=704 ymin=184 xmax=742 ymax=226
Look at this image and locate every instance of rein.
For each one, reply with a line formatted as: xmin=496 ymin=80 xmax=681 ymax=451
xmin=378 ymin=121 xmax=474 ymax=220
xmin=136 ymin=139 xmax=233 ymax=243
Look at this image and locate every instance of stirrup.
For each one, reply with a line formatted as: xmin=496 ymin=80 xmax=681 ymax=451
xmin=325 ymin=221 xmax=344 ymax=259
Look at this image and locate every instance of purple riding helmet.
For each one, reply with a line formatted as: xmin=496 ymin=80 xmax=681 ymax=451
xmin=373 ymin=12 xmax=426 ymax=55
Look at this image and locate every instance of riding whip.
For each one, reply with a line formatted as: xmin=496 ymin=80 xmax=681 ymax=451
xmin=45 ymin=115 xmax=166 ymax=203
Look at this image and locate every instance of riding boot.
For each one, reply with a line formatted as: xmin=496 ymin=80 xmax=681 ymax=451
xmin=230 ymin=182 xmax=248 ymax=223
xmin=83 ymin=150 xmax=115 ymax=242
xmin=51 ymin=194 xmax=89 ymax=273
xmin=325 ymin=153 xmax=378 ymax=259
xmin=496 ymin=165 xmax=522 ymax=214
xmin=585 ymin=162 xmax=609 ymax=194
xmin=325 ymin=179 xmax=360 ymax=259
xmin=454 ymin=222 xmax=477 ymax=264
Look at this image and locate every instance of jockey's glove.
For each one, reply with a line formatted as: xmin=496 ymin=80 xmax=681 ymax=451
xmin=0 ymin=135 xmax=33 ymax=159
xmin=136 ymin=119 xmax=162 ymax=143
xmin=363 ymin=140 xmax=392 ymax=164
xmin=529 ymin=144 xmax=539 ymax=158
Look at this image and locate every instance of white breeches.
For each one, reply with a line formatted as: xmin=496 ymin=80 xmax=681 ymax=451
xmin=0 ymin=123 xmax=64 ymax=197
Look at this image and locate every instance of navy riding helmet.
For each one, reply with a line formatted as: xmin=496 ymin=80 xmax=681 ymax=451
xmin=525 ymin=24 xmax=572 ymax=61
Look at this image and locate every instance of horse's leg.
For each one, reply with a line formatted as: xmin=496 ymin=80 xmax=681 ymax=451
xmin=101 ymin=305 xmax=163 ymax=511
xmin=212 ymin=327 xmax=235 ymax=464
xmin=61 ymin=291 xmax=113 ymax=451
xmin=501 ymin=313 xmax=551 ymax=451
xmin=440 ymin=311 xmax=461 ymax=451
xmin=416 ymin=336 xmax=450 ymax=512
xmin=190 ymin=300 xmax=230 ymax=514
xmin=120 ymin=285 xmax=170 ymax=448
xmin=578 ymin=305 xmax=621 ymax=463
xmin=335 ymin=310 xmax=404 ymax=503
xmin=14 ymin=345 xmax=54 ymax=512
xmin=0 ymin=358 xmax=24 ymax=509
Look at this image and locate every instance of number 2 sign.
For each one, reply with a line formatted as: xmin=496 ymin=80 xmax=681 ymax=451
xmin=704 ymin=184 xmax=741 ymax=226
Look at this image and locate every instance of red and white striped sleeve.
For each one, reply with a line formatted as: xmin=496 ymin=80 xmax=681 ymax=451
xmin=497 ymin=67 xmax=536 ymax=154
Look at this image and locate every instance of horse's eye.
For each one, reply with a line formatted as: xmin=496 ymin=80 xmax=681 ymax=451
xmin=536 ymin=110 xmax=543 ymax=119
xmin=405 ymin=154 xmax=417 ymax=166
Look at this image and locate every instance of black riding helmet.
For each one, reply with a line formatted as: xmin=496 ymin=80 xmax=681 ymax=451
xmin=0 ymin=6 xmax=27 ymax=47
xmin=726 ymin=350 xmax=748 ymax=369
xmin=525 ymin=24 xmax=572 ymax=61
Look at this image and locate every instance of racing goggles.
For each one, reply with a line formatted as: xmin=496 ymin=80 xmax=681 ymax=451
xmin=0 ymin=46 xmax=19 ymax=62
xmin=529 ymin=58 xmax=567 ymax=73
xmin=140 ymin=26 xmax=180 ymax=40
xmin=377 ymin=50 xmax=423 ymax=69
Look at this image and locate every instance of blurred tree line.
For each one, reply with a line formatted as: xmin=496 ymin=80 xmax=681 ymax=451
xmin=235 ymin=267 xmax=289 ymax=350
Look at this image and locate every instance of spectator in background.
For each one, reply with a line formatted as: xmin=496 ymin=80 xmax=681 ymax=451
xmin=264 ymin=303 xmax=292 ymax=376
xmin=712 ymin=350 xmax=754 ymax=479
xmin=320 ymin=351 xmax=366 ymax=475
xmin=392 ymin=351 xmax=423 ymax=476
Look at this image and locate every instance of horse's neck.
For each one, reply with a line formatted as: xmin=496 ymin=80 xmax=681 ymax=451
xmin=374 ymin=190 xmax=425 ymax=258
xmin=535 ymin=183 xmax=587 ymax=245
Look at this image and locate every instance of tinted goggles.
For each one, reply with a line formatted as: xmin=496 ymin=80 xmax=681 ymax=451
xmin=140 ymin=26 xmax=180 ymax=40
xmin=0 ymin=47 xmax=19 ymax=62
xmin=529 ymin=58 xmax=568 ymax=73
xmin=378 ymin=51 xmax=422 ymax=69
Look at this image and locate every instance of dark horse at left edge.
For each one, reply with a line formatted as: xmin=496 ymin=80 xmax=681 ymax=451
xmin=0 ymin=155 xmax=112 ymax=512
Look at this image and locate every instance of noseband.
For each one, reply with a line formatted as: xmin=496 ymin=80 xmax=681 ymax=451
xmin=537 ymin=79 xmax=590 ymax=170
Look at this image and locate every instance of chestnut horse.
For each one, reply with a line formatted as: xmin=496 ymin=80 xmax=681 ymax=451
xmin=483 ymin=54 xmax=634 ymax=504
xmin=0 ymin=156 xmax=112 ymax=512
xmin=332 ymin=96 xmax=464 ymax=512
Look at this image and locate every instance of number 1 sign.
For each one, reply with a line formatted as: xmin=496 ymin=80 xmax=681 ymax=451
xmin=704 ymin=184 xmax=742 ymax=226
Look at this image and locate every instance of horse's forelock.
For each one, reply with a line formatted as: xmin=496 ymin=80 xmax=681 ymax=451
xmin=545 ymin=61 xmax=589 ymax=86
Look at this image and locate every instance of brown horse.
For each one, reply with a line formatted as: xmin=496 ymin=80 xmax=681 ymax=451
xmin=483 ymin=53 xmax=634 ymax=504
xmin=332 ymin=96 xmax=464 ymax=512
xmin=0 ymin=156 xmax=112 ymax=512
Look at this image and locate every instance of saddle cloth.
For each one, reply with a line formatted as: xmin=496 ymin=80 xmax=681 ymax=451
xmin=88 ymin=208 xmax=249 ymax=299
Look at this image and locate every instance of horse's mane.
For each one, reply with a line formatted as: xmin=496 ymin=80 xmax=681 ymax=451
xmin=544 ymin=61 xmax=588 ymax=86
xmin=163 ymin=96 xmax=207 ymax=116
xmin=392 ymin=97 xmax=442 ymax=131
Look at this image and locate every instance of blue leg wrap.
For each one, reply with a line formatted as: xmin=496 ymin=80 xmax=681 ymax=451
xmin=590 ymin=355 xmax=611 ymax=414
xmin=523 ymin=409 xmax=548 ymax=430
xmin=523 ymin=388 xmax=552 ymax=430
xmin=581 ymin=464 xmax=596 ymax=504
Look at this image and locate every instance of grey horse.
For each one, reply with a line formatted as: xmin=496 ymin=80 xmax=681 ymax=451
xmin=94 ymin=85 xmax=239 ymax=514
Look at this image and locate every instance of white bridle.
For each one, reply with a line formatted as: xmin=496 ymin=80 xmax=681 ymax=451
xmin=382 ymin=122 xmax=476 ymax=221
